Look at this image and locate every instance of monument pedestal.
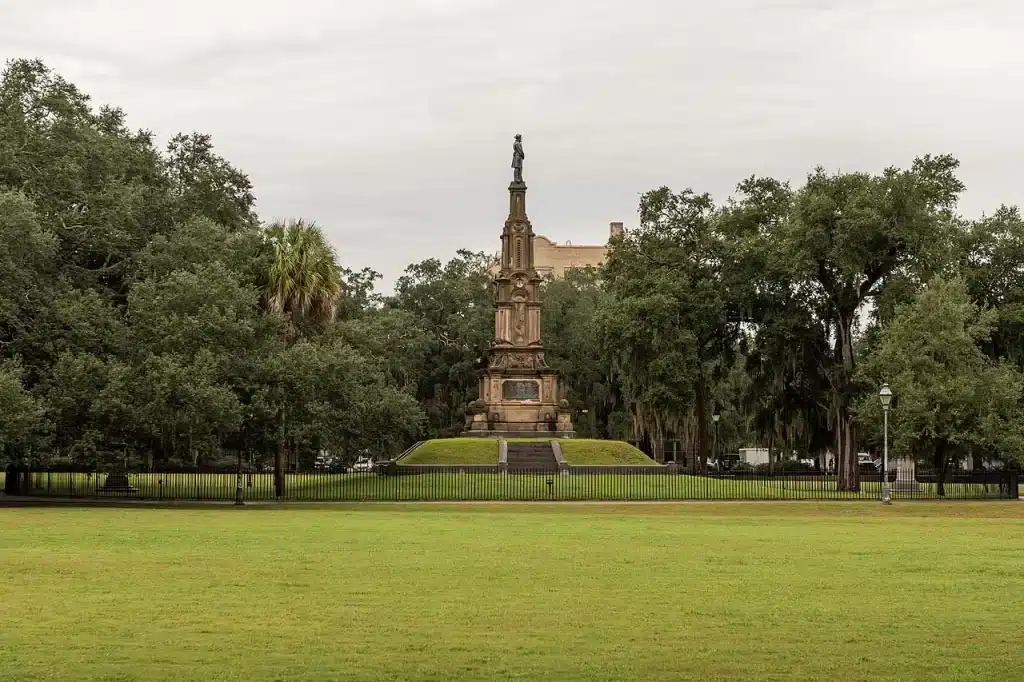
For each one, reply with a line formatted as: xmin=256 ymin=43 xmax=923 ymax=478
xmin=463 ymin=353 xmax=574 ymax=438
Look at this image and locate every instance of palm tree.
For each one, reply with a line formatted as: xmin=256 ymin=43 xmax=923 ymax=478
xmin=261 ymin=219 xmax=342 ymax=497
xmin=263 ymin=219 xmax=342 ymax=333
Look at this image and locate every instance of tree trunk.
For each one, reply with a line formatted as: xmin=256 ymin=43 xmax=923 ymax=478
xmin=834 ymin=313 xmax=860 ymax=492
xmin=935 ymin=442 xmax=948 ymax=498
xmin=695 ymin=378 xmax=710 ymax=474
xmin=638 ymin=431 xmax=652 ymax=460
xmin=4 ymin=463 xmax=19 ymax=495
xmin=835 ymin=407 xmax=859 ymax=491
xmin=274 ymin=408 xmax=286 ymax=499
xmin=275 ymin=442 xmax=285 ymax=499
xmin=234 ymin=447 xmax=245 ymax=506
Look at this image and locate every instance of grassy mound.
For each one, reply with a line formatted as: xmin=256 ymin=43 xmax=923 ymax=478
xmin=398 ymin=438 xmax=657 ymax=467
xmin=400 ymin=438 xmax=499 ymax=465
xmin=559 ymin=439 xmax=659 ymax=466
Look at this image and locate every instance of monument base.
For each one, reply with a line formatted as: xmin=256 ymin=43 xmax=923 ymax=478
xmin=892 ymin=459 xmax=919 ymax=492
xmin=462 ymin=393 xmax=575 ymax=440
xmin=461 ymin=427 xmax=576 ymax=439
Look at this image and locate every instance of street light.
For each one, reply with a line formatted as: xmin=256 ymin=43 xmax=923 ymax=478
xmin=879 ymin=383 xmax=893 ymax=505
xmin=712 ymin=413 xmax=720 ymax=472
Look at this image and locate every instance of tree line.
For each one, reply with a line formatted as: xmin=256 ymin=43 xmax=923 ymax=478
xmin=2 ymin=59 xmax=1022 ymax=492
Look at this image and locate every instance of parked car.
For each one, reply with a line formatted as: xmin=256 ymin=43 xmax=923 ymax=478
xmin=858 ymin=461 xmax=882 ymax=475
xmin=351 ymin=457 xmax=374 ymax=473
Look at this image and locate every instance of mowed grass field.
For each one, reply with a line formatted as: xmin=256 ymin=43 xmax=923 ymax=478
xmin=2 ymin=503 xmax=1023 ymax=681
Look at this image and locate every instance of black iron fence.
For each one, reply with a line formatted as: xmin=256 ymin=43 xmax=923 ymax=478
xmin=3 ymin=466 xmax=1019 ymax=502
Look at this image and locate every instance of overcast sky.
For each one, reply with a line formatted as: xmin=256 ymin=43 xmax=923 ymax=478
xmin=4 ymin=0 xmax=1024 ymax=288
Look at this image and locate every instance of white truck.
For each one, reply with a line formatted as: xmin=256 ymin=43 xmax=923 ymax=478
xmin=738 ymin=448 xmax=770 ymax=466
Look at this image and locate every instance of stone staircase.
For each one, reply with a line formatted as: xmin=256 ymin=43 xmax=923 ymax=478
xmin=506 ymin=441 xmax=557 ymax=472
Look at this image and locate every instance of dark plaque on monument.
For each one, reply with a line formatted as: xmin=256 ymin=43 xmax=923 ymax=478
xmin=503 ymin=380 xmax=539 ymax=401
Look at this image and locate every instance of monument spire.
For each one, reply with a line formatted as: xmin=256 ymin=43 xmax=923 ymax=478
xmin=501 ymin=134 xmax=533 ymax=274
xmin=462 ymin=135 xmax=574 ymax=438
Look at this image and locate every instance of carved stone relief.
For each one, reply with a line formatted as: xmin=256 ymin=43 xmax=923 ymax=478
xmin=511 ymin=292 xmax=527 ymax=344
xmin=508 ymin=353 xmax=533 ymax=369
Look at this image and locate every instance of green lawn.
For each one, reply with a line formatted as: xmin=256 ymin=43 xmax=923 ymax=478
xmin=559 ymin=438 xmax=659 ymax=465
xmin=399 ymin=438 xmax=498 ymax=465
xmin=1 ymin=503 xmax=1023 ymax=681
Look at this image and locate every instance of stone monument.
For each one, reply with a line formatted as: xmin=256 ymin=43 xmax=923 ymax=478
xmin=893 ymin=457 xmax=920 ymax=492
xmin=463 ymin=135 xmax=574 ymax=438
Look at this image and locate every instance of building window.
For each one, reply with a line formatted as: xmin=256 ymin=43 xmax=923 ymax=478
xmin=515 ymin=239 xmax=522 ymax=269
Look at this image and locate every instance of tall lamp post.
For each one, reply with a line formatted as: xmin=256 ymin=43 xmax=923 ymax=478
xmin=879 ymin=383 xmax=893 ymax=504
xmin=712 ymin=413 xmax=720 ymax=472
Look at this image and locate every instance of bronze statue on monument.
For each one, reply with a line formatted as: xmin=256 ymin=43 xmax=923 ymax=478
xmin=462 ymin=135 xmax=574 ymax=438
xmin=511 ymin=134 xmax=525 ymax=183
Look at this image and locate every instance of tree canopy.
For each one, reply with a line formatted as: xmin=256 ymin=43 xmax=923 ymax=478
xmin=856 ymin=277 xmax=1024 ymax=493
xmin=2 ymin=57 xmax=1022 ymax=481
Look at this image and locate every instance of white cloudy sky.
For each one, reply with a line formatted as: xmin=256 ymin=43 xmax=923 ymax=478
xmin=3 ymin=0 xmax=1024 ymax=287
